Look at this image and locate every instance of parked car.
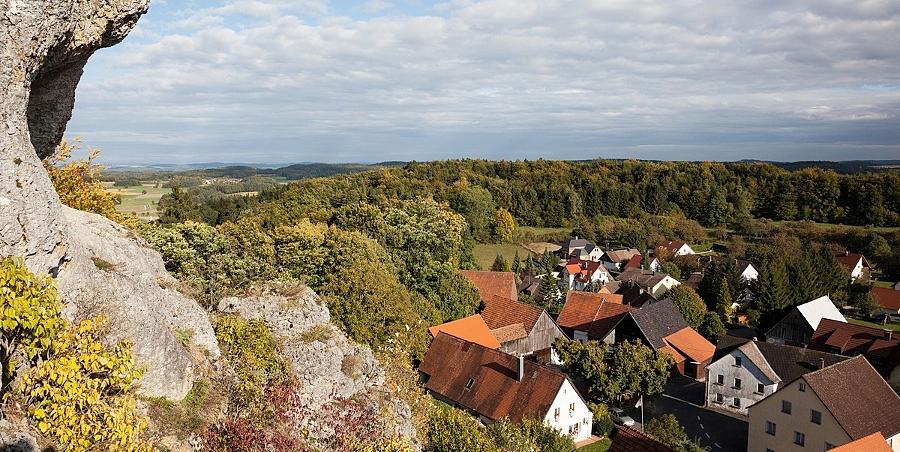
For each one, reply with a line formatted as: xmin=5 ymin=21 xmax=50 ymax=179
xmin=609 ymin=407 xmax=635 ymax=426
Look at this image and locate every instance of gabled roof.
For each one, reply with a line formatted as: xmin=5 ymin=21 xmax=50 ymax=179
xmin=662 ymin=327 xmax=714 ymax=364
xmin=683 ymin=272 xmax=704 ymax=290
xmin=809 ymin=318 xmax=900 ymax=373
xmin=735 ymin=259 xmax=756 ymax=275
xmin=835 ymin=252 xmax=870 ymax=271
xmin=557 ymin=291 xmax=632 ymax=340
xmin=564 ymin=259 xmax=610 ymax=283
xmin=872 ymin=287 xmax=900 ymax=312
xmin=796 ymin=295 xmax=846 ymax=330
xmin=604 ymin=248 xmax=641 ymax=263
xmin=610 ymin=426 xmax=675 ymax=452
xmin=419 ymin=333 xmax=569 ymax=422
xmin=481 ymin=294 xmax=544 ymax=334
xmin=802 ymin=356 xmax=900 ymax=440
xmin=627 ymin=299 xmax=689 ymax=349
xmin=460 ymin=270 xmax=518 ymax=301
xmin=428 ymin=315 xmax=501 ymax=349
xmin=624 ymin=254 xmax=643 ymax=269
xmin=658 ymin=240 xmax=688 ymax=253
xmin=617 ymin=268 xmax=672 ymax=291
xmin=561 ymin=238 xmax=590 ymax=251
xmin=830 ymin=432 xmax=892 ymax=452
xmin=713 ymin=335 xmax=849 ymax=384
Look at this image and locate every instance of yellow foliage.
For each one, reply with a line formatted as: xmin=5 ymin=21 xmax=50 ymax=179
xmin=16 ymin=317 xmax=151 ymax=452
xmin=44 ymin=138 xmax=138 ymax=228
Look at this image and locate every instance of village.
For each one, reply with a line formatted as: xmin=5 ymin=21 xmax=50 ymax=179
xmin=421 ymin=238 xmax=900 ymax=452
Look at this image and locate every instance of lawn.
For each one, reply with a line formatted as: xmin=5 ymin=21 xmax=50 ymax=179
xmin=848 ymin=318 xmax=900 ymax=332
xmin=473 ymin=243 xmax=533 ymax=270
xmin=577 ymin=437 xmax=611 ymax=452
xmin=873 ymin=280 xmax=897 ymax=289
xmin=107 ymin=184 xmax=171 ymax=221
xmin=772 ymin=220 xmax=900 ymax=234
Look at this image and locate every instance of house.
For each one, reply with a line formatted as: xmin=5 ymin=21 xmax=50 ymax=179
xmin=647 ymin=256 xmax=663 ymax=273
xmin=872 ymin=286 xmax=900 ymax=316
xmin=560 ymin=259 xmax=612 ymax=290
xmin=428 ymin=315 xmax=501 ymax=349
xmin=602 ymin=280 xmax=658 ymax=308
xmin=616 ymin=267 xmax=680 ymax=298
xmin=614 ymin=299 xmax=715 ymax=380
xmin=658 ymin=240 xmax=695 ymax=256
xmin=559 ymin=237 xmax=604 ymax=262
xmin=480 ymin=294 xmax=565 ymax=358
xmin=830 ymin=432 xmax=893 ymax=452
xmin=808 ymin=318 xmax=900 ymax=390
xmin=460 ymin=270 xmax=519 ymax=302
xmin=766 ymin=295 xmax=847 ymax=346
xmin=836 ymin=252 xmax=871 ymax=282
xmin=683 ymin=272 xmax=704 ymax=290
xmin=609 ymin=425 xmax=675 ymax=452
xmin=420 ymin=333 xmax=593 ymax=442
xmin=895 ymin=281 xmax=900 ymax=290
xmin=705 ymin=336 xmax=848 ymax=415
xmin=557 ymin=291 xmax=633 ymax=343
xmin=602 ymin=248 xmax=641 ymax=271
xmin=746 ymin=356 xmax=900 ymax=452
xmin=736 ymin=259 xmax=759 ymax=284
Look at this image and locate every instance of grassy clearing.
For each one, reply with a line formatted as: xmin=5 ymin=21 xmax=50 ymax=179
xmin=873 ymin=280 xmax=897 ymax=289
xmin=107 ymin=183 xmax=171 ymax=220
xmin=473 ymin=243 xmax=532 ymax=270
xmin=772 ymin=220 xmax=900 ymax=234
xmin=578 ymin=437 xmax=611 ymax=452
xmin=848 ymin=318 xmax=900 ymax=332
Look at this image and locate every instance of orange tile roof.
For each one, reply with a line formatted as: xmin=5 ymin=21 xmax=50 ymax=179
xmin=659 ymin=344 xmax=686 ymax=363
xmin=835 ymin=252 xmax=869 ymax=271
xmin=460 ymin=270 xmax=518 ymax=301
xmin=663 ymin=327 xmax=715 ymax=363
xmin=830 ymin=432 xmax=892 ymax=452
xmin=429 ymin=315 xmax=501 ymax=349
xmin=481 ymin=294 xmax=544 ymax=333
xmin=872 ymin=287 xmax=900 ymax=312
xmin=610 ymin=426 xmax=675 ymax=452
xmin=557 ymin=291 xmax=632 ymax=340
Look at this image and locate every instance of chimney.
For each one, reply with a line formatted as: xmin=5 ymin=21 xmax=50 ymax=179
xmin=885 ymin=329 xmax=893 ymax=341
xmin=517 ymin=355 xmax=525 ymax=382
xmin=819 ymin=358 xmax=825 ymax=370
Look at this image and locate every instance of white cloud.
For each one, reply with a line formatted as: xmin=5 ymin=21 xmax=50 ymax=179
xmin=70 ymin=0 xmax=900 ymax=163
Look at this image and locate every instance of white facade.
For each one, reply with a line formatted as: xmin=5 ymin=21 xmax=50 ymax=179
xmin=543 ymin=378 xmax=593 ymax=443
xmin=739 ymin=264 xmax=759 ymax=283
xmin=705 ymin=347 xmax=778 ymax=415
xmin=674 ymin=243 xmax=695 ymax=256
xmin=650 ymin=275 xmax=681 ymax=298
xmin=849 ymin=257 xmax=865 ymax=280
xmin=649 ymin=258 xmax=663 ymax=273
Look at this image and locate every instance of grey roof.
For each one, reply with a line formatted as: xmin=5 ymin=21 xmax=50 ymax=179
xmin=627 ymin=299 xmax=689 ymax=349
xmin=713 ymin=335 xmax=849 ymax=384
xmin=617 ymin=267 xmax=670 ymax=289
xmin=563 ymin=238 xmax=589 ymax=250
xmin=604 ymin=248 xmax=641 ymax=263
xmin=613 ymin=281 xmax=658 ymax=308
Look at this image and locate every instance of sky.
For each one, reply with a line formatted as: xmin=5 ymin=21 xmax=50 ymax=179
xmin=67 ymin=0 xmax=900 ymax=165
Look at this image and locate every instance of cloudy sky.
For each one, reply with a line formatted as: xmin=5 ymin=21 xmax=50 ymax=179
xmin=68 ymin=0 xmax=900 ymax=164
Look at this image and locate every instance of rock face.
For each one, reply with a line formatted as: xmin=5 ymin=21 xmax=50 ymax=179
xmin=0 ymin=0 xmax=221 ymax=400
xmin=218 ymin=287 xmax=416 ymax=441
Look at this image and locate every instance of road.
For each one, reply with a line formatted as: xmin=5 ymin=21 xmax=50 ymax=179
xmin=626 ymin=376 xmax=749 ymax=452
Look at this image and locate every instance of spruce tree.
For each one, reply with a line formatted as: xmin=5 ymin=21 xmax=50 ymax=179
xmin=541 ymin=251 xmax=558 ymax=274
xmin=816 ymin=247 xmax=848 ymax=295
xmin=491 ymin=254 xmax=509 ymax=272
xmin=540 ymin=274 xmax=560 ymax=307
xmin=714 ymin=278 xmax=734 ymax=322
xmin=755 ymin=259 xmax=792 ymax=327
xmin=789 ymin=251 xmax=820 ymax=305
xmin=511 ymin=250 xmax=522 ymax=276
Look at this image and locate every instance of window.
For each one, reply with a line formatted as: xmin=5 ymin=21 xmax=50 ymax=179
xmin=811 ymin=410 xmax=821 ymax=425
xmin=794 ymin=431 xmax=805 ymax=446
xmin=554 ymin=407 xmax=560 ymax=421
xmin=733 ymin=397 xmax=741 ymax=408
xmin=781 ymin=400 xmax=792 ymax=415
xmin=569 ymin=402 xmax=576 ymax=415
xmin=715 ymin=393 xmax=723 ymax=404
xmin=734 ymin=378 xmax=742 ymax=389
xmin=765 ymin=421 xmax=776 ymax=436
xmin=465 ymin=378 xmax=475 ymax=391
xmin=799 ymin=382 xmax=806 ymax=392
xmin=757 ymin=383 xmax=765 ymax=394
xmin=717 ymin=374 xmax=724 ymax=385
xmin=734 ymin=356 xmax=742 ymax=367
xmin=766 ymin=449 xmax=774 ymax=452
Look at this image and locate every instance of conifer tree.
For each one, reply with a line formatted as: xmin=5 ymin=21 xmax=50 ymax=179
xmin=755 ymin=259 xmax=792 ymax=327
xmin=816 ymin=247 xmax=848 ymax=295
xmin=790 ymin=251 xmax=820 ymax=305
xmin=491 ymin=254 xmax=510 ymax=272
xmin=541 ymin=251 xmax=558 ymax=274
xmin=511 ymin=250 xmax=522 ymax=276
xmin=540 ymin=274 xmax=560 ymax=307
xmin=714 ymin=278 xmax=734 ymax=322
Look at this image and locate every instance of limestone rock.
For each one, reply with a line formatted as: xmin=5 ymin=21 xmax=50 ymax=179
xmin=0 ymin=419 xmax=40 ymax=452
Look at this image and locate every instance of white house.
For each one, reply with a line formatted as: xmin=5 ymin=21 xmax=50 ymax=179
xmin=835 ymin=252 xmax=870 ymax=281
xmin=601 ymin=248 xmax=641 ymax=271
xmin=647 ymin=257 xmax=663 ymax=273
xmin=559 ymin=238 xmax=604 ymax=262
xmin=420 ymin=333 xmax=593 ymax=443
xmin=736 ymin=260 xmax=759 ymax=284
xmin=658 ymin=240 xmax=695 ymax=256
xmin=766 ymin=295 xmax=847 ymax=346
xmin=561 ymin=260 xmax=611 ymax=290
xmin=617 ymin=267 xmax=681 ymax=298
xmin=705 ymin=336 xmax=848 ymax=416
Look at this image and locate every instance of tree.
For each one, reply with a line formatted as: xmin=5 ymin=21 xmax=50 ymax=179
xmin=645 ymin=415 xmax=704 ymax=452
xmin=790 ymin=251 xmax=821 ymax=306
xmin=755 ymin=259 xmax=793 ymax=327
xmin=43 ymin=139 xmax=128 ymax=224
xmin=540 ymin=274 xmax=561 ymax=308
xmin=493 ymin=208 xmax=518 ymax=243
xmin=661 ymin=261 xmax=681 ymax=280
xmin=492 ymin=254 xmax=510 ymax=272
xmin=450 ymin=185 xmax=497 ymax=243
xmin=0 ymin=259 xmax=65 ymax=395
xmin=554 ymin=338 xmax=612 ymax=401
xmin=159 ymin=186 xmax=202 ymax=224
xmin=607 ymin=340 xmax=673 ymax=401
xmin=699 ymin=311 xmax=726 ymax=341
xmin=704 ymin=190 xmax=733 ymax=227
xmin=714 ymin=278 xmax=734 ymax=321
xmin=665 ymin=286 xmax=706 ymax=329
xmin=511 ymin=250 xmax=522 ymax=276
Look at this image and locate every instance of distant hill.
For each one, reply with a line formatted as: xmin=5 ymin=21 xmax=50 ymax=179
xmin=102 ymin=162 xmax=406 ymax=184
xmin=738 ymin=160 xmax=900 ymax=174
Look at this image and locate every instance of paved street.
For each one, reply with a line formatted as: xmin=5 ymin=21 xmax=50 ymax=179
xmin=626 ymin=376 xmax=749 ymax=452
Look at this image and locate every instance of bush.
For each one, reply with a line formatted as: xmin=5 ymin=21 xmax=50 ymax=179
xmin=589 ymin=402 xmax=615 ymax=437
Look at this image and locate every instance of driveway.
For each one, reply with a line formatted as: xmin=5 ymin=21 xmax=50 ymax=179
xmin=625 ymin=376 xmax=748 ymax=452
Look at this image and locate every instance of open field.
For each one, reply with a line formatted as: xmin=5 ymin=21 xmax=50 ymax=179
xmin=848 ymin=318 xmax=900 ymax=332
xmin=772 ymin=220 xmax=900 ymax=234
xmin=107 ymin=183 xmax=171 ymax=220
xmin=473 ymin=243 xmax=532 ymax=270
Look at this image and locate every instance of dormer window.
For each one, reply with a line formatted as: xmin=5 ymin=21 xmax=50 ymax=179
xmin=465 ymin=378 xmax=475 ymax=391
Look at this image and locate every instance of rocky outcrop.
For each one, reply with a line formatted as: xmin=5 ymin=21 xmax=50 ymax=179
xmin=0 ymin=0 xmax=220 ymax=400
xmin=218 ymin=287 xmax=416 ymax=442
xmin=0 ymin=419 xmax=39 ymax=452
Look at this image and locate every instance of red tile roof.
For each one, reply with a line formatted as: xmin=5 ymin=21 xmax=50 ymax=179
xmin=658 ymin=240 xmax=687 ymax=254
xmin=624 ymin=254 xmax=643 ymax=269
xmin=610 ymin=426 xmax=675 ymax=452
xmin=662 ymin=327 xmax=715 ymax=363
xmin=428 ymin=315 xmax=501 ymax=349
xmin=808 ymin=318 xmax=900 ymax=375
xmin=419 ymin=333 xmax=568 ymax=422
xmin=872 ymin=287 xmax=900 ymax=312
xmin=830 ymin=432 xmax=892 ymax=452
xmin=481 ymin=294 xmax=544 ymax=333
xmin=460 ymin=270 xmax=518 ymax=301
xmin=557 ymin=291 xmax=632 ymax=340
xmin=803 ymin=356 xmax=900 ymax=440
xmin=835 ymin=252 xmax=869 ymax=271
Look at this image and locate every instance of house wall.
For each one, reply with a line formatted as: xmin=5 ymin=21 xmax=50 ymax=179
xmin=740 ymin=266 xmax=759 ymax=283
xmin=677 ymin=244 xmax=695 ymax=256
xmin=887 ymin=433 xmax=900 ymax=452
xmin=850 ymin=259 xmax=863 ymax=279
xmin=499 ymin=312 xmax=565 ymax=356
xmin=748 ymin=377 xmax=852 ymax=452
xmin=650 ymin=276 xmax=680 ymax=298
xmin=766 ymin=310 xmax=813 ymax=346
xmin=705 ymin=349 xmax=777 ymax=415
xmin=542 ymin=379 xmax=593 ymax=443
